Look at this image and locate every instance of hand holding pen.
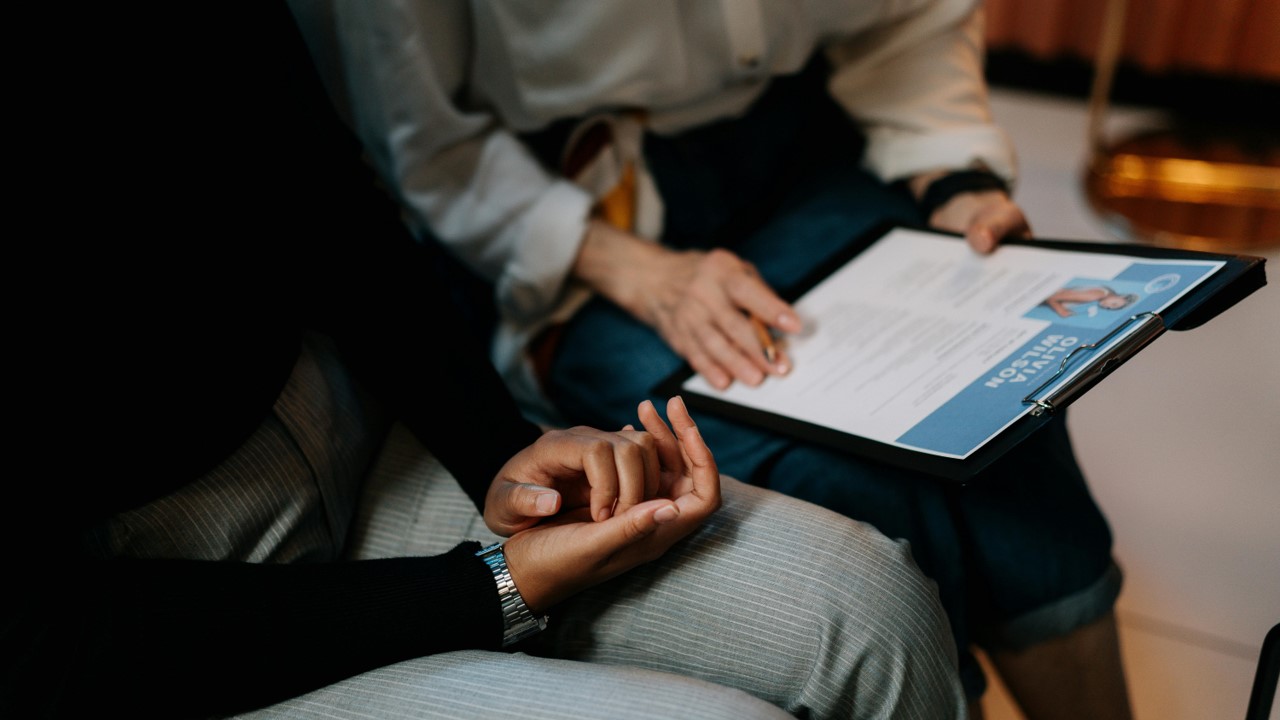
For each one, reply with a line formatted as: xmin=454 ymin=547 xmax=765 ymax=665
xmin=573 ymin=218 xmax=801 ymax=391
xmin=750 ymin=314 xmax=781 ymax=366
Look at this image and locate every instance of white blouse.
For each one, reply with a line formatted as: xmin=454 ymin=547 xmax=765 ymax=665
xmin=290 ymin=0 xmax=1016 ymax=421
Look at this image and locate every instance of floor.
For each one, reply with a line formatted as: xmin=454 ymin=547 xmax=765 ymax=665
xmin=977 ymin=87 xmax=1280 ymax=719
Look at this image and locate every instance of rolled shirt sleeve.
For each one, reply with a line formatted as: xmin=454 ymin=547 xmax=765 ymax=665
xmin=322 ymin=0 xmax=594 ymax=326
xmin=301 ymin=0 xmax=1015 ymax=323
xmin=824 ymin=0 xmax=1017 ymax=187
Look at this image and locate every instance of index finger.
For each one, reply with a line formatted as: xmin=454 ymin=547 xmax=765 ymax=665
xmin=725 ymin=271 xmax=802 ymax=336
xmin=637 ymin=398 xmax=683 ymax=491
xmin=666 ymin=396 xmax=720 ymax=512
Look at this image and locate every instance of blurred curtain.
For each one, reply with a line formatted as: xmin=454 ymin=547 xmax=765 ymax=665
xmin=984 ymin=0 xmax=1280 ymax=81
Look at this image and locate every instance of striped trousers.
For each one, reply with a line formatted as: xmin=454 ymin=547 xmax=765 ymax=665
xmin=95 ymin=335 xmax=967 ymax=719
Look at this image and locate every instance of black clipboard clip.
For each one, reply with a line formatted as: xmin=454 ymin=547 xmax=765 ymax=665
xmin=1022 ymin=312 xmax=1167 ymax=417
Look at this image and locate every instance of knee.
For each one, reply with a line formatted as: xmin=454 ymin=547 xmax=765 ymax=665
xmin=807 ymin=512 xmax=954 ymax=656
xmin=723 ymin=478 xmax=949 ymax=640
xmin=980 ymin=561 xmax=1124 ymax=652
xmin=722 ymin=482 xmax=965 ymax=714
xmin=806 ymin=523 xmax=967 ymax=715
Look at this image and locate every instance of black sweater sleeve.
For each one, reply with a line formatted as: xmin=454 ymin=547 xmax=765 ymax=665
xmin=7 ymin=545 xmax=500 ymax=718
xmin=4 ymin=5 xmax=542 ymax=718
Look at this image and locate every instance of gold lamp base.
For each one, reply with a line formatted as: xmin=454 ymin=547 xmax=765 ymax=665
xmin=1081 ymin=0 xmax=1280 ymax=253
xmin=1085 ymin=128 xmax=1280 ymax=252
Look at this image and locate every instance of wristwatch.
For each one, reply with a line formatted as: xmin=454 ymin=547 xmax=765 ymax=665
xmin=475 ymin=542 xmax=549 ymax=647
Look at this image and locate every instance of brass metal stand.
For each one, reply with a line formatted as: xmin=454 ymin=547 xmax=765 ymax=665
xmin=1083 ymin=0 xmax=1280 ymax=251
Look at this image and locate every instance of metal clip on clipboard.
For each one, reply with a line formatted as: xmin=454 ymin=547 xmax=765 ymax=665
xmin=1022 ymin=311 xmax=1166 ymax=417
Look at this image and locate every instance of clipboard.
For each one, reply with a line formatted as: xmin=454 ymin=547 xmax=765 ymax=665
xmin=655 ymin=222 xmax=1267 ymax=483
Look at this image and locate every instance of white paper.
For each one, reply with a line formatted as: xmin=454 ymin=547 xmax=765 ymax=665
xmin=683 ymin=228 xmax=1225 ymax=459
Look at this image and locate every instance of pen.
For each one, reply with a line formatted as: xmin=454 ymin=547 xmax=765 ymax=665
xmin=750 ymin=315 xmax=778 ymax=365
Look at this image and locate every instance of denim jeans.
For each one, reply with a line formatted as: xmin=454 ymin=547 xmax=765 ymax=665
xmin=536 ymin=56 xmax=1120 ymax=699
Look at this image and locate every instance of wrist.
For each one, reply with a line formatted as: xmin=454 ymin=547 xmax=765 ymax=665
xmin=914 ymin=169 xmax=1009 ymax=221
xmin=573 ymin=218 xmax=657 ymax=313
xmin=476 ymin=542 xmax=549 ymax=647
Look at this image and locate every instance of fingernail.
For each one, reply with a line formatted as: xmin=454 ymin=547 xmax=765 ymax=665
xmin=535 ymin=492 xmax=558 ymax=514
xmin=654 ymin=504 xmax=679 ymax=524
xmin=597 ymin=506 xmax=611 ymax=522
xmin=777 ymin=312 xmax=801 ymax=332
xmin=774 ymin=361 xmax=790 ymax=375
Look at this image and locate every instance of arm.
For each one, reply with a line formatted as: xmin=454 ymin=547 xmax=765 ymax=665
xmin=291 ymin=0 xmax=595 ymax=327
xmin=4 ymin=7 xmax=539 ymax=718
xmin=826 ymin=0 xmax=1030 ymax=249
xmin=1046 ymin=297 xmax=1076 ymax=317
xmin=293 ymin=2 xmax=802 ymax=391
xmin=5 ymin=541 xmax=503 ymax=719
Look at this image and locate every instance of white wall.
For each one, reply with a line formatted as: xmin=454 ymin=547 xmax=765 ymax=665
xmin=985 ymin=87 xmax=1280 ymax=720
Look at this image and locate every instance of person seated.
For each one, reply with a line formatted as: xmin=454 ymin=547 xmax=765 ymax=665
xmin=2 ymin=6 xmax=966 ymax=719
xmin=287 ymin=1 xmax=1134 ymax=716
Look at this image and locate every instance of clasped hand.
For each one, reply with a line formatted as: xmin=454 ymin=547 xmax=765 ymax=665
xmin=485 ymin=396 xmax=720 ymax=615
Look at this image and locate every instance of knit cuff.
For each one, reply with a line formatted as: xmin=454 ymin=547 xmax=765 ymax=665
xmin=918 ymin=169 xmax=1009 ymax=219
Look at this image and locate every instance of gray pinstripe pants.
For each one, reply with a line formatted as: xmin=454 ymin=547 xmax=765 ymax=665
xmin=96 ymin=335 xmax=967 ymax=719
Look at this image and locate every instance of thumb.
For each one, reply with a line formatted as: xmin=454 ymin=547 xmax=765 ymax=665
xmin=491 ymin=483 xmax=561 ymax=533
xmin=968 ymin=204 xmax=1030 ymax=253
xmin=965 ymin=224 xmax=998 ymax=254
xmin=591 ymin=498 xmax=680 ymax=552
